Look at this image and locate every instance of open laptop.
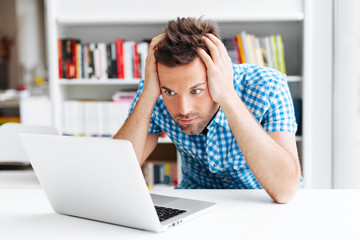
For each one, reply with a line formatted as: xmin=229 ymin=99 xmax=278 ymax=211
xmin=19 ymin=133 xmax=216 ymax=232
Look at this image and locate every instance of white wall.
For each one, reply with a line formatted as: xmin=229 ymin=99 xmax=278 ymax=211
xmin=333 ymin=0 xmax=360 ymax=188
xmin=15 ymin=0 xmax=45 ymax=87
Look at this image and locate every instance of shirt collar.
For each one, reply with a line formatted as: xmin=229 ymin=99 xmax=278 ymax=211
xmin=209 ymin=107 xmax=230 ymax=129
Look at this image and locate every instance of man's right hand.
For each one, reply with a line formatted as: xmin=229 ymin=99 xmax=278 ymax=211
xmin=142 ymin=33 xmax=165 ymax=101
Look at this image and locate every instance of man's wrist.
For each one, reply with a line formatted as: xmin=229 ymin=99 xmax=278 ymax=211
xmin=218 ymin=88 xmax=239 ymax=108
xmin=140 ymin=90 xmax=159 ymax=106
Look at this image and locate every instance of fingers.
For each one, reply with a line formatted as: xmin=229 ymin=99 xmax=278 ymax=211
xmin=146 ymin=33 xmax=165 ymax=66
xmin=202 ymin=33 xmax=229 ymax=63
xmin=149 ymin=33 xmax=166 ymax=50
xmin=197 ymin=48 xmax=214 ymax=69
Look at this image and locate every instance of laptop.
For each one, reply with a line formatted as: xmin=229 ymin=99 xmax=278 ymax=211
xmin=19 ymin=133 xmax=216 ymax=232
xmin=0 ymin=123 xmax=59 ymax=164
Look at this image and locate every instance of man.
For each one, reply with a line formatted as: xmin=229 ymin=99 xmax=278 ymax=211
xmin=114 ymin=17 xmax=301 ymax=204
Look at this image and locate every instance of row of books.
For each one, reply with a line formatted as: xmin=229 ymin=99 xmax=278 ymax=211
xmin=62 ymin=91 xmax=135 ymax=136
xmin=224 ymin=32 xmax=287 ymax=74
xmin=58 ymin=38 xmax=149 ymax=80
xmin=62 ymin=100 xmax=131 ymax=137
xmin=141 ymin=161 xmax=178 ymax=189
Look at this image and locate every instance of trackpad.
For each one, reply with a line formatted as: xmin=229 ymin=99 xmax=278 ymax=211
xmin=151 ymin=194 xmax=178 ymax=205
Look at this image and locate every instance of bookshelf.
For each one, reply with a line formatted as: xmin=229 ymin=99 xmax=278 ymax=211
xmin=45 ymin=0 xmax=333 ymax=188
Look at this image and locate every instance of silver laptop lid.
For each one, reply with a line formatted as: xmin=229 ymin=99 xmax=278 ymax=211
xmin=19 ymin=133 xmax=162 ymax=232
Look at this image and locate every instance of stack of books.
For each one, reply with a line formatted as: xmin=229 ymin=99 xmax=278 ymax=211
xmin=57 ymin=38 xmax=149 ymax=80
xmin=224 ymin=31 xmax=287 ymax=74
xmin=141 ymin=161 xmax=178 ymax=189
xmin=62 ymin=91 xmax=136 ymax=137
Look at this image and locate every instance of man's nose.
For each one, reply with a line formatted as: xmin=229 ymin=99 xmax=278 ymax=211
xmin=178 ymin=96 xmax=192 ymax=116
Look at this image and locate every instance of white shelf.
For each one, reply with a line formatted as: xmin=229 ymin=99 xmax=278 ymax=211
xmin=287 ymin=76 xmax=302 ymax=82
xmin=59 ymin=79 xmax=140 ymax=85
xmin=59 ymin=76 xmax=301 ymax=85
xmin=57 ymin=13 xmax=304 ymax=26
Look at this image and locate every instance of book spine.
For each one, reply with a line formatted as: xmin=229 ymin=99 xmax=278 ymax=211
xmin=58 ymin=39 xmax=63 ymax=78
xmin=133 ymin=43 xmax=140 ymax=79
xmin=270 ymin=35 xmax=279 ymax=71
xmin=123 ymin=41 xmax=135 ymax=79
xmin=264 ymin=36 xmax=274 ymax=69
xmin=254 ymin=37 xmax=264 ymax=66
xmin=241 ymin=31 xmax=250 ymax=63
xmin=137 ymin=42 xmax=148 ymax=79
xmin=106 ymin=43 xmax=112 ymax=78
xmin=232 ymin=36 xmax=241 ymax=64
xmin=236 ymin=34 xmax=246 ymax=63
xmin=276 ymin=35 xmax=286 ymax=74
xmin=62 ymin=39 xmax=67 ymax=78
xmin=89 ymin=43 xmax=96 ymax=79
xmin=72 ymin=39 xmax=77 ymax=78
xmin=83 ymin=44 xmax=89 ymax=79
xmin=247 ymin=34 xmax=257 ymax=64
xmin=111 ymin=42 xmax=118 ymax=78
xmin=115 ymin=38 xmax=124 ymax=78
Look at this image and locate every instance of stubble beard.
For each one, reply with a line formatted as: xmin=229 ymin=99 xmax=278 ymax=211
xmin=173 ymin=104 xmax=219 ymax=135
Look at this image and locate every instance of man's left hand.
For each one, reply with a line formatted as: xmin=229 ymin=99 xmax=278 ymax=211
xmin=197 ymin=33 xmax=235 ymax=105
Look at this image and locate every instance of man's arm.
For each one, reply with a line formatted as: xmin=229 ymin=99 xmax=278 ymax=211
xmin=113 ymin=34 xmax=165 ymax=165
xmin=198 ymin=33 xmax=301 ymax=204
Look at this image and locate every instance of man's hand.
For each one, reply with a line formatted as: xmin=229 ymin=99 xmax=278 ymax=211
xmin=197 ymin=34 xmax=235 ymax=105
xmin=143 ymin=33 xmax=165 ymax=101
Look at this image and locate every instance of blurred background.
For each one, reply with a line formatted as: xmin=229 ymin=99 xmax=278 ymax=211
xmin=0 ymin=0 xmax=359 ymax=190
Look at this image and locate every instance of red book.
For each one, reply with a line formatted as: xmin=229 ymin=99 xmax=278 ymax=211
xmin=58 ymin=39 xmax=63 ymax=78
xmin=233 ymin=36 xmax=241 ymax=64
xmin=115 ymin=38 xmax=124 ymax=79
xmin=133 ymin=43 xmax=140 ymax=79
xmin=72 ymin=39 xmax=77 ymax=78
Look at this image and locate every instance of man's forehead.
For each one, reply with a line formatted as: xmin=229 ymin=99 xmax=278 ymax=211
xmin=158 ymin=59 xmax=207 ymax=90
xmin=161 ymin=81 xmax=207 ymax=91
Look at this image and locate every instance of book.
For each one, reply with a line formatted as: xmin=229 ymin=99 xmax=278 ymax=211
xmin=247 ymin=34 xmax=257 ymax=64
xmin=276 ymin=35 xmax=287 ymax=74
xmin=241 ymin=31 xmax=250 ymax=63
xmin=137 ymin=42 xmax=148 ymax=79
xmin=123 ymin=41 xmax=135 ymax=79
xmin=270 ymin=35 xmax=279 ymax=71
xmin=115 ymin=38 xmax=124 ymax=78
xmin=58 ymin=38 xmax=150 ymax=80
xmin=57 ymin=39 xmax=63 ymax=78
xmin=236 ymin=34 xmax=246 ymax=63
xmin=254 ymin=37 xmax=264 ymax=66
xmin=223 ymin=38 xmax=237 ymax=64
xmin=232 ymin=36 xmax=241 ymax=64
xmin=133 ymin=42 xmax=140 ymax=79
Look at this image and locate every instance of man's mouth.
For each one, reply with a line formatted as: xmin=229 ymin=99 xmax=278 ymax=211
xmin=178 ymin=118 xmax=198 ymax=124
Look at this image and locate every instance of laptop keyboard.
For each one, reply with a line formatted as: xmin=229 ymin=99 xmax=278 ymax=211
xmin=155 ymin=206 xmax=187 ymax=222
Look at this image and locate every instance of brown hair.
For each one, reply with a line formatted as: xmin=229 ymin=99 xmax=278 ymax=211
xmin=154 ymin=17 xmax=220 ymax=67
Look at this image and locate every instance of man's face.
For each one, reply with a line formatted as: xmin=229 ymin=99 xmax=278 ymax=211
xmin=157 ymin=57 xmax=219 ymax=135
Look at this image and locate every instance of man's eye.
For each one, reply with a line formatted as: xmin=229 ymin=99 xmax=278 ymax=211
xmin=192 ymin=89 xmax=201 ymax=95
xmin=165 ymin=90 xmax=175 ymax=96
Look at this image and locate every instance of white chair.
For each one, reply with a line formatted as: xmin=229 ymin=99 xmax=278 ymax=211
xmin=0 ymin=123 xmax=59 ymax=164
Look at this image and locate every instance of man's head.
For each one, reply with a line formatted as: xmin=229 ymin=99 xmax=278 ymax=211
xmin=154 ymin=17 xmax=221 ymax=135
xmin=154 ymin=17 xmax=220 ymax=67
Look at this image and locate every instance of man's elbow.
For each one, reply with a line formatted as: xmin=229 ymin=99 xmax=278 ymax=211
xmin=271 ymin=182 xmax=299 ymax=204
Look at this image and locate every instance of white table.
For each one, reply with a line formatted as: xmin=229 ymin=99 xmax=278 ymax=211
xmin=1 ymin=189 xmax=359 ymax=239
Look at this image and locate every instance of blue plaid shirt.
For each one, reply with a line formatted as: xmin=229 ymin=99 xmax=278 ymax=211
xmin=129 ymin=64 xmax=298 ymax=189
